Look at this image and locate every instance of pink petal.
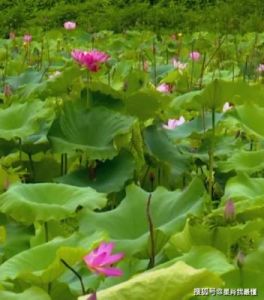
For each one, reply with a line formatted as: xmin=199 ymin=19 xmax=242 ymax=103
xmin=98 ymin=242 xmax=115 ymax=255
xmin=103 ymin=253 xmax=124 ymax=265
xmin=97 ymin=266 xmax=123 ymax=277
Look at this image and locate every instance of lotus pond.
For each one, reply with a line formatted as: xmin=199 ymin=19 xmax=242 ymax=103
xmin=0 ymin=29 xmax=264 ymax=299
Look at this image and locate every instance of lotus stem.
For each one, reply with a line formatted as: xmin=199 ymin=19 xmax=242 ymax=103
xmin=28 ymin=153 xmax=35 ymax=182
xmin=60 ymin=259 xmax=86 ymax=295
xmin=146 ymin=193 xmax=155 ymax=269
xmin=199 ymin=52 xmax=206 ymax=89
xmin=153 ymin=39 xmax=157 ymax=87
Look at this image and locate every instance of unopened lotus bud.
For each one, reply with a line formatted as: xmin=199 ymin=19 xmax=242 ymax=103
xmin=87 ymin=293 xmax=97 ymax=300
xmin=224 ymin=199 xmax=235 ymax=221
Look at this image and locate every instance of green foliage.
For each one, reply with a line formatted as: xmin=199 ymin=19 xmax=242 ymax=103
xmin=0 ymin=0 xmax=264 ymax=35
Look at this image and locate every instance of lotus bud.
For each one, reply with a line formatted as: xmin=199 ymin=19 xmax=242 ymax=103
xmin=224 ymin=199 xmax=235 ymax=221
xmin=87 ymin=293 xmax=97 ymax=300
xmin=64 ymin=21 xmax=76 ymax=30
xmin=189 ymin=51 xmax=201 ymax=61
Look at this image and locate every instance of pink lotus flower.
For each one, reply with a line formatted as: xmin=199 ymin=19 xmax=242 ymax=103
xmin=189 ymin=51 xmax=201 ymax=61
xmin=156 ymin=83 xmax=172 ymax=94
xmin=23 ymin=34 xmax=32 ymax=43
xmin=163 ymin=117 xmax=185 ymax=130
xmin=71 ymin=49 xmax=110 ymax=72
xmin=172 ymin=58 xmax=187 ymax=72
xmin=64 ymin=21 xmax=76 ymax=30
xmin=83 ymin=242 xmax=124 ymax=277
xmin=223 ymin=102 xmax=232 ymax=112
xmin=257 ymin=64 xmax=264 ymax=73
xmin=224 ymin=199 xmax=235 ymax=221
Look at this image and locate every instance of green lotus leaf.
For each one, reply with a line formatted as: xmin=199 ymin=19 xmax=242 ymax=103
xmin=124 ymin=90 xmax=171 ymax=121
xmin=85 ymin=81 xmax=124 ymax=110
xmin=48 ymin=104 xmax=135 ymax=159
xmin=56 ymin=151 xmax=135 ymax=193
xmin=166 ymin=112 xmax=223 ymax=140
xmin=0 ymin=287 xmax=51 ymax=300
xmin=0 ymin=100 xmax=53 ymax=141
xmin=79 ymin=178 xmax=205 ymax=257
xmin=232 ymin=104 xmax=264 ymax=139
xmin=214 ymin=241 xmax=264 ymax=299
xmin=166 ymin=218 xmax=264 ymax=256
xmin=171 ymin=80 xmax=264 ymax=111
xmin=218 ymin=150 xmax=264 ymax=174
xmin=6 ymin=70 xmax=42 ymax=90
xmin=224 ymin=173 xmax=264 ymax=201
xmin=144 ymin=125 xmax=190 ymax=176
xmin=79 ymin=261 xmax=222 ymax=300
xmin=150 ymin=64 xmax=174 ymax=83
xmin=2 ymin=221 xmax=34 ymax=259
xmin=45 ymin=65 xmax=81 ymax=97
xmin=0 ymin=225 xmax=5 ymax=244
xmin=0 ymin=183 xmax=106 ymax=223
xmin=0 ymin=232 xmax=101 ymax=284
xmin=162 ymin=246 xmax=234 ymax=275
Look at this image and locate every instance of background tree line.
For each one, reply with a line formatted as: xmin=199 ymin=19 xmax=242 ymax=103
xmin=0 ymin=0 xmax=264 ymax=36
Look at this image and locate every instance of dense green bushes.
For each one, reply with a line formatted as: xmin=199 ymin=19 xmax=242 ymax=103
xmin=0 ymin=0 xmax=264 ymax=36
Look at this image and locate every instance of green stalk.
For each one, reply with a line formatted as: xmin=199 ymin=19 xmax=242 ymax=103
xmin=28 ymin=153 xmax=35 ymax=182
xmin=146 ymin=193 xmax=155 ymax=269
xmin=61 ymin=259 xmax=86 ymax=295
xmin=208 ymin=106 xmax=216 ymax=204
xmin=153 ymin=38 xmax=157 ymax=87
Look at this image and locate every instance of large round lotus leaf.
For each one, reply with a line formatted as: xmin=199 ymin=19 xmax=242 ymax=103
xmin=166 ymin=112 xmax=223 ymax=140
xmin=232 ymin=104 xmax=264 ymax=139
xmin=79 ymin=261 xmax=222 ymax=300
xmin=144 ymin=125 xmax=190 ymax=176
xmin=6 ymin=70 xmax=43 ymax=90
xmin=0 ymin=100 xmax=52 ymax=141
xmin=0 ymin=287 xmax=50 ymax=300
xmin=162 ymin=246 xmax=234 ymax=275
xmin=171 ymin=80 xmax=264 ymax=111
xmin=0 ymin=233 xmax=102 ymax=284
xmin=56 ymin=151 xmax=135 ymax=193
xmin=124 ymin=90 xmax=171 ymax=121
xmin=0 ymin=183 xmax=106 ymax=223
xmin=48 ymin=103 xmax=135 ymax=159
xmin=166 ymin=217 xmax=264 ymax=256
xmin=79 ymin=178 xmax=205 ymax=257
xmin=85 ymin=82 xmax=124 ymax=111
xmin=218 ymin=150 xmax=264 ymax=174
